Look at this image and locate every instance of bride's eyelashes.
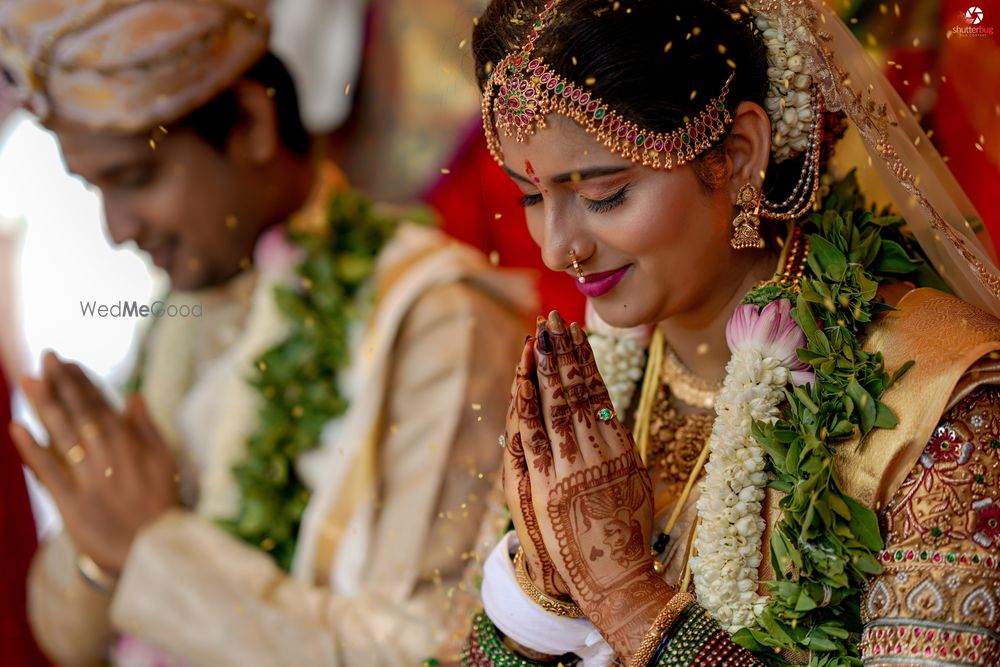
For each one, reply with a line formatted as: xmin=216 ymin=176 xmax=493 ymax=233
xmin=584 ymin=184 xmax=630 ymax=213
xmin=518 ymin=184 xmax=632 ymax=212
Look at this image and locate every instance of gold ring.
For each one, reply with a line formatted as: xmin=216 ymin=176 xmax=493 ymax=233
xmin=596 ymin=407 xmax=616 ymax=422
xmin=66 ymin=444 xmax=87 ymax=465
xmin=79 ymin=421 xmax=100 ymax=441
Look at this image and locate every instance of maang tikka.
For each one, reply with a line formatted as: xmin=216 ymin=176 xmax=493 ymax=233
xmin=481 ymin=0 xmax=735 ymax=171
xmin=482 ymin=0 xmax=825 ymax=238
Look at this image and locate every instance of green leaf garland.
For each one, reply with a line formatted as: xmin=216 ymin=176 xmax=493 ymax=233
xmin=218 ymin=191 xmax=401 ymax=571
xmin=732 ymin=172 xmax=943 ymax=666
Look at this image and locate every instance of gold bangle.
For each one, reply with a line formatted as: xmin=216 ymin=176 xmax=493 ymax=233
xmin=75 ymin=552 xmax=119 ymax=594
xmin=627 ymin=592 xmax=696 ymax=667
xmin=512 ymin=547 xmax=585 ymax=619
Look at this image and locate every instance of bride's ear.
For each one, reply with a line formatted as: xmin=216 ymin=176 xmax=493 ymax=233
xmin=723 ymin=101 xmax=772 ymax=194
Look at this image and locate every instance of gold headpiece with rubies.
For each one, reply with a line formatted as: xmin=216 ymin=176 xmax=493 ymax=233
xmin=482 ymin=0 xmax=734 ymax=170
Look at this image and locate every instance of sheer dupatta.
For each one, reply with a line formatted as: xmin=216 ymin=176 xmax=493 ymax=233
xmin=755 ymin=0 xmax=1000 ymax=316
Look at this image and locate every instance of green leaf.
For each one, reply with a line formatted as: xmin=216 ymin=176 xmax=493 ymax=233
xmin=890 ymin=359 xmax=916 ymax=386
xmin=795 ymin=590 xmax=819 ymax=612
xmin=829 ymin=494 xmax=852 ymax=520
xmin=873 ymin=239 xmax=921 ymax=274
xmin=857 ymin=273 xmax=878 ymax=302
xmin=794 ymin=385 xmax=821 ymax=414
xmin=846 ymin=378 xmax=877 ymax=434
xmin=732 ymin=628 xmax=771 ymax=652
xmin=843 ymin=494 xmax=883 ymax=551
xmin=873 ymin=401 xmax=899 ymax=429
xmin=769 ymin=479 xmax=794 ymax=494
xmin=804 ymin=632 xmax=838 ymax=652
xmin=854 ymin=552 xmax=884 ymax=575
xmin=808 ymin=234 xmax=848 ymax=280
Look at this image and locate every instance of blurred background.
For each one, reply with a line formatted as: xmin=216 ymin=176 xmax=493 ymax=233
xmin=1 ymin=0 xmax=999 ymax=539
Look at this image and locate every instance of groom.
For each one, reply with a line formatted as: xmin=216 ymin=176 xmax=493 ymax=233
xmin=1 ymin=1 xmax=530 ymax=664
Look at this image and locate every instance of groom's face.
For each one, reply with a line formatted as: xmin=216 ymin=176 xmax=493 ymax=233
xmin=52 ymin=120 xmax=266 ymax=291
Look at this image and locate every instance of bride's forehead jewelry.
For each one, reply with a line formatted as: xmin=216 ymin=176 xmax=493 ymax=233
xmin=482 ymin=0 xmax=734 ymax=170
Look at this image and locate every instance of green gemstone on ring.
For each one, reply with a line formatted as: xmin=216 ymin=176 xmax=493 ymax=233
xmin=598 ymin=408 xmax=613 ymax=421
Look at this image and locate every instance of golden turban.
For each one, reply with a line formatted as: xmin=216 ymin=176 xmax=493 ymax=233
xmin=0 ymin=0 xmax=270 ymax=132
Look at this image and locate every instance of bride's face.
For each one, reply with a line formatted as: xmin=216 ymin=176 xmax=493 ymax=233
xmin=498 ymin=114 xmax=746 ymax=330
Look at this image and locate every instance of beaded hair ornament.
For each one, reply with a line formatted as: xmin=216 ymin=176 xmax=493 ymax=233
xmin=482 ymin=0 xmax=735 ymax=171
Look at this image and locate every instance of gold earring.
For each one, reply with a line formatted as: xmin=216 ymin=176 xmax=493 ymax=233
xmin=731 ymin=183 xmax=765 ymax=250
xmin=569 ymin=250 xmax=585 ymax=283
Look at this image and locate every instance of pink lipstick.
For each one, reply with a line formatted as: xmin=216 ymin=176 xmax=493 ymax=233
xmin=575 ymin=265 xmax=631 ymax=298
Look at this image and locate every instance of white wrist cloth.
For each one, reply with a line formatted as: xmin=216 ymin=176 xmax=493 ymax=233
xmin=481 ymin=532 xmax=615 ymax=666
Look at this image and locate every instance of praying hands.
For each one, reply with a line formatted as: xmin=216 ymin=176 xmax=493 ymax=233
xmin=502 ymin=312 xmax=676 ymax=661
xmin=9 ymin=352 xmax=179 ymax=577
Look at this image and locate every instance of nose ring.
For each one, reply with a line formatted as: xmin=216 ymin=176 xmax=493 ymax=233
xmin=569 ymin=250 xmax=585 ymax=284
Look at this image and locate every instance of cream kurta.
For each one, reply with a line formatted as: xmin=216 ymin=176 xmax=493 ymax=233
xmin=27 ymin=223 xmax=535 ymax=666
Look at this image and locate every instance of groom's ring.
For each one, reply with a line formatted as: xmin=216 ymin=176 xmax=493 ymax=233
xmin=66 ymin=444 xmax=87 ymax=465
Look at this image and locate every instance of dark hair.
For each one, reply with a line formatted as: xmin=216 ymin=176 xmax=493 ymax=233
xmin=176 ymin=52 xmax=311 ymax=156
xmin=473 ymin=0 xmax=776 ymax=191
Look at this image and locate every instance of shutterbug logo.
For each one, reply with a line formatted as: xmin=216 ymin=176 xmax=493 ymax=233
xmin=952 ymin=6 xmax=994 ymax=35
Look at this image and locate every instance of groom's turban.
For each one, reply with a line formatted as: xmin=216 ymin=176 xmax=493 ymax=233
xmin=0 ymin=0 xmax=270 ymax=132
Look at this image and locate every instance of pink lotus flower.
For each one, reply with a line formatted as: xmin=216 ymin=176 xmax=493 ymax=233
xmin=253 ymin=224 xmax=304 ymax=272
xmin=726 ymin=299 xmax=814 ymax=386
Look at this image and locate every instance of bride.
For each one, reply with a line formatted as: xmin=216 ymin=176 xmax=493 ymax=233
xmin=457 ymin=0 xmax=1000 ymax=665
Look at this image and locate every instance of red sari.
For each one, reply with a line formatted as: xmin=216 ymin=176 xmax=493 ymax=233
xmin=0 ymin=365 xmax=49 ymax=666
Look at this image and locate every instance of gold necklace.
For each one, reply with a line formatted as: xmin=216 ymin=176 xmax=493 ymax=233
xmin=661 ymin=346 xmax=723 ymax=409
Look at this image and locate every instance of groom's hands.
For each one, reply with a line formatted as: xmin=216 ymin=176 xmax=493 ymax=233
xmin=10 ymin=352 xmax=178 ymax=573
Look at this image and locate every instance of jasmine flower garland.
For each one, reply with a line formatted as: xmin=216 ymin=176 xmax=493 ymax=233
xmin=691 ymin=298 xmax=814 ymax=633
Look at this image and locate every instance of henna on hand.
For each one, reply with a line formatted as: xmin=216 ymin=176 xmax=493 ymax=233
xmin=503 ymin=336 xmax=571 ymax=599
xmin=544 ymin=451 xmax=670 ymax=656
xmin=518 ymin=314 xmax=672 ymax=659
